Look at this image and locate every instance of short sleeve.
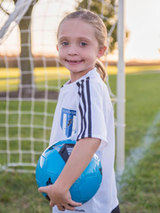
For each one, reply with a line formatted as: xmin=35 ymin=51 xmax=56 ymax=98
xmin=76 ymin=77 xmax=108 ymax=146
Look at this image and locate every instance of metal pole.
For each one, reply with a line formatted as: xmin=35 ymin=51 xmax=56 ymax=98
xmin=116 ymin=0 xmax=125 ymax=174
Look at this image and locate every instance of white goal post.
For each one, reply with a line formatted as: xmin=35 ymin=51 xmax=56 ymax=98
xmin=116 ymin=0 xmax=125 ymax=174
xmin=0 ymin=0 xmax=125 ymax=173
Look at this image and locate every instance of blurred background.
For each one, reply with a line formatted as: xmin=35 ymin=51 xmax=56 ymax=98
xmin=0 ymin=0 xmax=160 ymax=213
xmin=0 ymin=0 xmax=160 ymax=62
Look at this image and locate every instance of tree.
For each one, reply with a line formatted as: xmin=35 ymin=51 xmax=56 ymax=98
xmin=0 ymin=0 xmax=38 ymax=96
xmin=77 ymin=0 xmax=128 ymax=53
xmin=13 ymin=0 xmax=38 ymax=96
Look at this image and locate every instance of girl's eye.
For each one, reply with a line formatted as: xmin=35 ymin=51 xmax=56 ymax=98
xmin=61 ymin=41 xmax=68 ymax=46
xmin=80 ymin=42 xmax=87 ymax=47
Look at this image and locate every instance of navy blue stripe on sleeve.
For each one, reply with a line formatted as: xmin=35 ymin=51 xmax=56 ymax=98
xmin=86 ymin=77 xmax=92 ymax=137
xmin=81 ymin=80 xmax=87 ymax=138
xmin=76 ymin=77 xmax=92 ymax=140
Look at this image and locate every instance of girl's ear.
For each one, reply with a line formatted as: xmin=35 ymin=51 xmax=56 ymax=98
xmin=97 ymin=46 xmax=107 ymax=58
xmin=56 ymin=44 xmax=59 ymax=52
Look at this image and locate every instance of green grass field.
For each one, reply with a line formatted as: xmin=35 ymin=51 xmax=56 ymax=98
xmin=1 ymin=65 xmax=160 ymax=91
xmin=0 ymin=67 xmax=160 ymax=212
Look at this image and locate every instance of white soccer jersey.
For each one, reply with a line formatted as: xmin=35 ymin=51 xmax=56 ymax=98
xmin=49 ymin=68 xmax=119 ymax=213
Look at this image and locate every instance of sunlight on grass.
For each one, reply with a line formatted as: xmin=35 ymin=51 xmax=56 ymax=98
xmin=0 ymin=65 xmax=160 ymax=91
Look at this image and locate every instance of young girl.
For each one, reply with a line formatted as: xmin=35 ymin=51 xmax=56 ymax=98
xmin=39 ymin=9 xmax=120 ymax=213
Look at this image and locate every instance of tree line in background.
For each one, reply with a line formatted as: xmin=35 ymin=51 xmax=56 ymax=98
xmin=0 ymin=0 xmax=128 ymax=95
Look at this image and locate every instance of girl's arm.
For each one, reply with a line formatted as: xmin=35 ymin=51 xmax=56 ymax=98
xmin=38 ymin=137 xmax=101 ymax=211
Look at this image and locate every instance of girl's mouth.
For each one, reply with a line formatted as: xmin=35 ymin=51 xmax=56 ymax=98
xmin=65 ymin=59 xmax=84 ymax=65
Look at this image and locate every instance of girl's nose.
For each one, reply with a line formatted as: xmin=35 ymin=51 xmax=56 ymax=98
xmin=68 ymin=44 xmax=78 ymax=55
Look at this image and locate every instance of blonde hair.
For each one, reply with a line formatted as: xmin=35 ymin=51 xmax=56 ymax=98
xmin=57 ymin=9 xmax=107 ymax=81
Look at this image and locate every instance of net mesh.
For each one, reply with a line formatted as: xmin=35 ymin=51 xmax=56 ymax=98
xmin=0 ymin=0 xmax=118 ymax=172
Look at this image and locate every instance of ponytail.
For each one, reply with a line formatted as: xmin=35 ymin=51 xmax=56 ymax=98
xmin=95 ymin=59 xmax=106 ymax=81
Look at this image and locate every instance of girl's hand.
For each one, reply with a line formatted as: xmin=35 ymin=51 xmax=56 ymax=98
xmin=38 ymin=138 xmax=100 ymax=211
xmin=38 ymin=183 xmax=82 ymax=211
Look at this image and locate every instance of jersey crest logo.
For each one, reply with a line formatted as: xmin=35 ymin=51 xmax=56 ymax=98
xmin=60 ymin=108 xmax=77 ymax=137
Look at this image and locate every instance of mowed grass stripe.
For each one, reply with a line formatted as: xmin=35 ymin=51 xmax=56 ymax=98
xmin=1 ymin=65 xmax=160 ymax=91
xmin=0 ymin=65 xmax=160 ymax=79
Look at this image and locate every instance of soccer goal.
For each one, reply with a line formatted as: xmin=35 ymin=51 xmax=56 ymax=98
xmin=0 ymin=0 xmax=125 ymax=173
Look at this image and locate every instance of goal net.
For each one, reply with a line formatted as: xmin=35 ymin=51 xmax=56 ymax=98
xmin=0 ymin=0 xmax=122 ymax=173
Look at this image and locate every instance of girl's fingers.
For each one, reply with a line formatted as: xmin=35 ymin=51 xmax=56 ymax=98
xmin=69 ymin=200 xmax=82 ymax=207
xmin=66 ymin=204 xmax=76 ymax=211
xmin=64 ymin=202 xmax=82 ymax=211
xmin=49 ymin=199 xmax=55 ymax=207
xmin=38 ymin=186 xmax=48 ymax=193
xmin=57 ymin=205 xmax=65 ymax=211
xmin=38 ymin=186 xmax=82 ymax=210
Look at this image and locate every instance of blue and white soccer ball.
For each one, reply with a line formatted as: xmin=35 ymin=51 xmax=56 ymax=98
xmin=35 ymin=139 xmax=102 ymax=203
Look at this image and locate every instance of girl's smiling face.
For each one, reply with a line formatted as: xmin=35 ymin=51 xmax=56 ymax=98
xmin=57 ymin=18 xmax=106 ymax=82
